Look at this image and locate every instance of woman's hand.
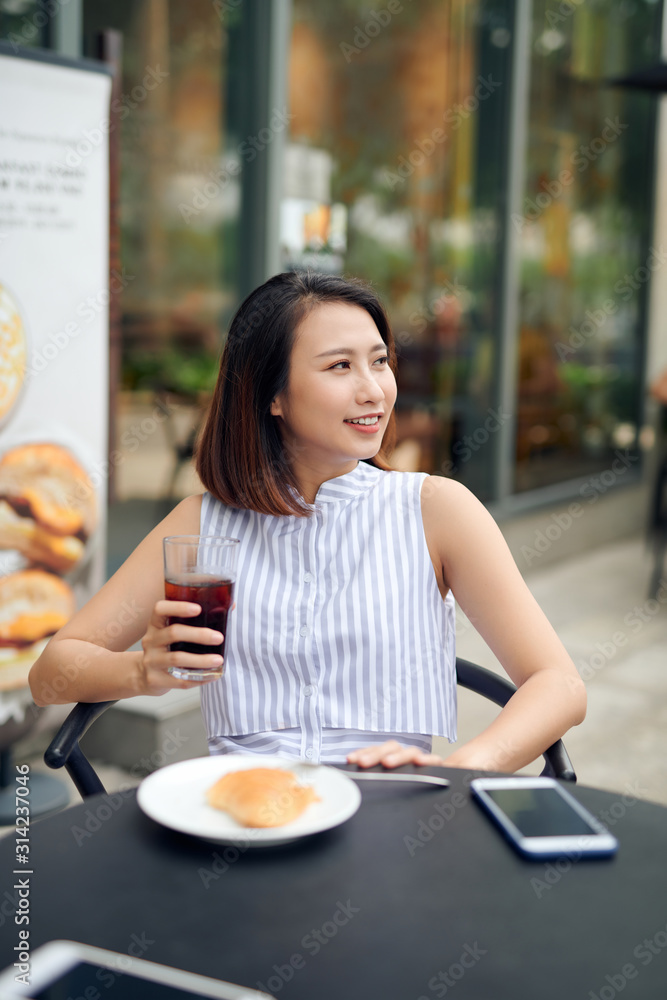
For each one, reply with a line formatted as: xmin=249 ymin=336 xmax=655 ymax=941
xmin=138 ymin=600 xmax=224 ymax=695
xmin=347 ymin=740 xmax=447 ymax=769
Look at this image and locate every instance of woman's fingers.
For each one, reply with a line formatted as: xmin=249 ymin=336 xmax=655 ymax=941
xmin=165 ymin=649 xmax=223 ymax=671
xmin=347 ymin=742 xmax=447 ymax=769
xmin=138 ymin=600 xmax=225 ymax=695
xmin=142 ymin=627 xmax=222 ymax=675
xmin=348 ymin=741 xmax=413 ymax=768
xmin=158 ymin=623 xmax=223 ymax=647
xmin=409 ymin=751 xmax=448 ymax=767
xmin=152 ymin=599 xmax=201 ymax=623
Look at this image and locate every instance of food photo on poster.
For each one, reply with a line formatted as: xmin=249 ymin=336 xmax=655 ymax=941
xmin=0 ymin=430 xmax=100 ymax=685
xmin=0 ymin=47 xmax=111 ymax=698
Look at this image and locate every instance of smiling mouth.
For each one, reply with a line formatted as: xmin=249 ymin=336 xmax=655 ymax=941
xmin=344 ymin=416 xmax=381 ymax=425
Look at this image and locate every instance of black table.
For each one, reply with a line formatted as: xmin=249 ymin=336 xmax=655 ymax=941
xmin=2 ymin=767 xmax=667 ymax=999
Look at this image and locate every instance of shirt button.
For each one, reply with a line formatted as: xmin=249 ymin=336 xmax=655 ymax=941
xmin=299 ymin=626 xmax=310 ymax=637
xmin=304 ymin=685 xmax=314 ymax=697
xmin=303 ymin=573 xmax=313 ymax=583
xmin=305 ymin=748 xmax=314 ymax=759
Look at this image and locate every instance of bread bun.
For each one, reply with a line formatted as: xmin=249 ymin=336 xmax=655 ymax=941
xmin=0 ymin=500 xmax=84 ymax=573
xmin=0 ymin=442 xmax=96 ymax=539
xmin=0 ymin=569 xmax=75 ymax=646
xmin=207 ymin=767 xmax=320 ymax=828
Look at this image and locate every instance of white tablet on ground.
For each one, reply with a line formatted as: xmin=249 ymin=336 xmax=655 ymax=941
xmin=0 ymin=940 xmax=276 ymax=1000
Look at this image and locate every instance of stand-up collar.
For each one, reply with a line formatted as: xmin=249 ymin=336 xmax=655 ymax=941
xmin=313 ymin=462 xmax=383 ymax=504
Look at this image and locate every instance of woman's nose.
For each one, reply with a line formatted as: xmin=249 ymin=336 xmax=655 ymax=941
xmin=357 ymin=370 xmax=385 ymax=401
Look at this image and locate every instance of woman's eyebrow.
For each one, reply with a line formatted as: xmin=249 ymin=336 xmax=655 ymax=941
xmin=315 ymin=342 xmax=386 ymax=359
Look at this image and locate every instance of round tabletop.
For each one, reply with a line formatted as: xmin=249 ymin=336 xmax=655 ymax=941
xmin=1 ymin=767 xmax=666 ymax=1000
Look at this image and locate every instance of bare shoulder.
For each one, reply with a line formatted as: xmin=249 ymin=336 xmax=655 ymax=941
xmin=420 ymin=475 xmax=507 ymax=584
xmin=420 ymin=474 xmax=489 ymax=524
xmin=156 ymin=493 xmax=203 ymax=535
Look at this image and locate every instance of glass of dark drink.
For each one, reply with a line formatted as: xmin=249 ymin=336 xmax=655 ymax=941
xmin=163 ymin=535 xmax=239 ymax=681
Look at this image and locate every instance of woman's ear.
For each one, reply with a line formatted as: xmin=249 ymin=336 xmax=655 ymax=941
xmin=270 ymin=397 xmax=283 ymax=418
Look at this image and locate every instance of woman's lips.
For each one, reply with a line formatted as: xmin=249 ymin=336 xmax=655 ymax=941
xmin=344 ymin=417 xmax=381 ymax=434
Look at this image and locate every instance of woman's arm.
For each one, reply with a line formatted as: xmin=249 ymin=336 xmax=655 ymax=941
xmin=29 ymin=494 xmax=224 ymax=706
xmin=427 ymin=476 xmax=585 ymax=771
xmin=349 ymin=476 xmax=586 ymax=773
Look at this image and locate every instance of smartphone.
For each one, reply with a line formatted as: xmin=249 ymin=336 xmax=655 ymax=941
xmin=0 ymin=941 xmax=275 ymax=1000
xmin=470 ymin=776 xmax=619 ymax=860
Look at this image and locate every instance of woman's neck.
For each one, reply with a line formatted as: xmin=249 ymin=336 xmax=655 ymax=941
xmin=291 ymin=459 xmax=359 ymax=504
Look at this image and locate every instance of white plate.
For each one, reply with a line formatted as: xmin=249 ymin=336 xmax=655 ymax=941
xmin=137 ymin=755 xmax=362 ymax=847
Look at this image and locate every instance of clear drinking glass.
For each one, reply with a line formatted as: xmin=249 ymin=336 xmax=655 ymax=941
xmin=163 ymin=535 xmax=239 ymax=681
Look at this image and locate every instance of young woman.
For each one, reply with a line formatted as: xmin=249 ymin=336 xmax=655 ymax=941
xmin=30 ymin=271 xmax=586 ymax=772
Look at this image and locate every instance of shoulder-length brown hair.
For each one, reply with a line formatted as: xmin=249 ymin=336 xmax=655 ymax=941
xmin=196 ymin=270 xmax=397 ymax=516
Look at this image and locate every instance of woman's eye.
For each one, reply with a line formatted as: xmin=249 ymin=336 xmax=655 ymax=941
xmin=328 ymin=356 xmax=388 ymax=370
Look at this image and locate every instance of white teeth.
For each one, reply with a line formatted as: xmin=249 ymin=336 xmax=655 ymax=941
xmin=347 ymin=416 xmax=379 ymax=425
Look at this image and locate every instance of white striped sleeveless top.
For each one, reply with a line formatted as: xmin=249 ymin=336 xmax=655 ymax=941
xmin=199 ymin=461 xmax=457 ymax=763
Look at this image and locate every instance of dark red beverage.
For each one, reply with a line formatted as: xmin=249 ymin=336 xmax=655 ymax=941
xmin=165 ymin=575 xmax=234 ymax=666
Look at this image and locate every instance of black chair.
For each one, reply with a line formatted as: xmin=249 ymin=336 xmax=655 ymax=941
xmin=43 ymin=656 xmax=576 ymax=800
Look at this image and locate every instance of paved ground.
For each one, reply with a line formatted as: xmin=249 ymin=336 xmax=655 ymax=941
xmin=4 ymin=530 xmax=666 ymax=840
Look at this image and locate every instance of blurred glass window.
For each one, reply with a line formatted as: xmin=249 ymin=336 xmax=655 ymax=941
xmin=82 ymin=0 xmax=240 ymax=399
xmin=286 ymin=0 xmax=513 ymax=501
xmin=514 ymin=0 xmax=662 ymax=494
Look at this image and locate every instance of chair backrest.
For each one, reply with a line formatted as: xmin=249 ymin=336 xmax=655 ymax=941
xmin=44 ymin=657 xmax=576 ymax=799
xmin=44 ymin=701 xmax=117 ymax=798
xmin=456 ymin=657 xmax=576 ymax=782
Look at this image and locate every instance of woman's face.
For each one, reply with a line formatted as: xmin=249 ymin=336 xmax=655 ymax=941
xmin=270 ymin=301 xmax=397 ymax=478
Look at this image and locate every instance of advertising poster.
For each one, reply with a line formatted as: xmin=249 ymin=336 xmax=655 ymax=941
xmin=0 ymin=47 xmax=112 ymax=691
